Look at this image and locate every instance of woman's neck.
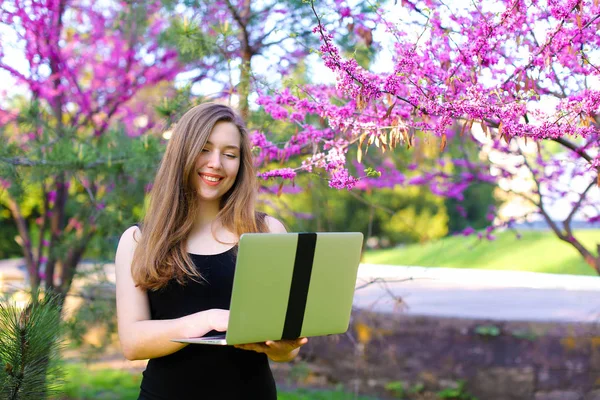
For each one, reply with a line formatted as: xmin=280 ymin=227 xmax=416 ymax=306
xmin=193 ymin=200 xmax=221 ymax=231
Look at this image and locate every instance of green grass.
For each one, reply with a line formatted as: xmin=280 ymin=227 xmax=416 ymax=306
xmin=362 ymin=230 xmax=600 ymax=276
xmin=54 ymin=364 xmax=143 ymax=400
xmin=279 ymin=388 xmax=379 ymax=400
xmin=53 ymin=364 xmax=380 ymax=399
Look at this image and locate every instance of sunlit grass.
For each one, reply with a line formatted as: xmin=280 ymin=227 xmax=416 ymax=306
xmin=52 ymin=363 xmax=380 ymax=399
xmin=53 ymin=363 xmax=142 ymax=400
xmin=363 ymin=230 xmax=600 ymax=276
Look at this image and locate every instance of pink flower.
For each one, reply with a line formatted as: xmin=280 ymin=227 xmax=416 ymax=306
xmin=258 ymin=168 xmax=297 ymax=180
xmin=462 ymin=227 xmax=475 ymax=236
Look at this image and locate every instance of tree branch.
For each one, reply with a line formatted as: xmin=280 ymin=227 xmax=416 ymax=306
xmin=0 ymin=156 xmax=127 ymax=169
xmin=518 ymin=146 xmax=599 ymax=273
xmin=503 ymin=7 xmax=596 ymax=88
xmin=4 ymin=194 xmax=37 ymax=288
xmin=261 ymin=30 xmax=313 ymax=49
xmin=45 ymin=172 xmax=68 ymax=290
xmin=552 ymin=137 xmax=594 ymax=164
xmin=309 ymin=0 xmax=422 ymax=112
xmin=516 ymin=146 xmax=567 ymax=240
xmin=59 ymin=231 xmax=94 ymax=297
xmin=563 ymin=177 xmax=597 ymax=235
xmin=35 ymin=183 xmax=49 ymax=280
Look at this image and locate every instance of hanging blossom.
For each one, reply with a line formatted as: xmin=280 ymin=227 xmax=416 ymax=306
xmin=252 ymin=0 xmax=599 ymax=257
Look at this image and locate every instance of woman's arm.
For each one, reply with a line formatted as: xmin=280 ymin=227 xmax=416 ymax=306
xmin=115 ymin=226 xmax=228 ymax=361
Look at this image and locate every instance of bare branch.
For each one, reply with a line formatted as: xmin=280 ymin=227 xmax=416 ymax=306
xmin=4 ymin=194 xmax=37 ymax=286
xmin=502 ymin=188 xmax=538 ymax=206
xmin=517 ymin=145 xmax=567 ymax=240
xmin=552 ymin=137 xmax=594 ymax=164
xmin=563 ymin=178 xmax=597 ymax=235
xmin=60 ymin=231 xmax=95 ymax=296
xmin=346 ymin=190 xmax=395 ymax=215
xmin=355 ymin=277 xmax=416 ymax=291
xmin=223 ymin=0 xmax=253 ymax=56
xmin=261 ymin=30 xmax=313 ymax=50
xmin=223 ymin=0 xmax=246 ymax=29
xmin=35 ymin=182 xmax=49 ymax=277
xmin=77 ymin=173 xmax=97 ymax=204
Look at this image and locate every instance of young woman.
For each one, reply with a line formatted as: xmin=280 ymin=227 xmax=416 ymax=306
xmin=115 ymin=103 xmax=307 ymax=399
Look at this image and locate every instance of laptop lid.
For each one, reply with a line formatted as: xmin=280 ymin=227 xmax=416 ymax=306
xmin=225 ymin=232 xmax=364 ymax=345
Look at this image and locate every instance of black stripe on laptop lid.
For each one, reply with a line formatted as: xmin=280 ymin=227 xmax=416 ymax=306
xmin=281 ymin=232 xmax=317 ymax=340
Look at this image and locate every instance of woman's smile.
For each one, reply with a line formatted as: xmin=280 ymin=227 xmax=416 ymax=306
xmin=199 ymin=173 xmax=224 ymax=185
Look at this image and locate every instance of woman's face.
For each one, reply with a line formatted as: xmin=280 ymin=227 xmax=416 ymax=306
xmin=194 ymin=121 xmax=242 ymax=204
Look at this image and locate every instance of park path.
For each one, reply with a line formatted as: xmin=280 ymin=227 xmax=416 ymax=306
xmin=2 ymin=257 xmax=599 ymax=374
xmin=355 ymin=264 xmax=600 ymax=322
xmin=2 ymin=258 xmax=600 ymax=322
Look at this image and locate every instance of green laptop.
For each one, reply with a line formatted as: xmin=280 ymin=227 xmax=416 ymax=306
xmin=171 ymin=232 xmax=364 ymax=345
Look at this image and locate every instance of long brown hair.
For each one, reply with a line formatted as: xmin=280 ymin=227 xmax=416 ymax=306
xmin=131 ymin=102 xmax=267 ymax=290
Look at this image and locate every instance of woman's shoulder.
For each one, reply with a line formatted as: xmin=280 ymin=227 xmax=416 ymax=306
xmin=263 ymin=215 xmax=287 ymax=233
xmin=117 ymin=225 xmax=142 ymax=248
xmin=115 ymin=225 xmax=142 ymax=266
xmin=255 ymin=212 xmax=286 ymax=233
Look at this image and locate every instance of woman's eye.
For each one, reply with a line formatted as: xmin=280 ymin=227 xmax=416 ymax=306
xmin=225 ymin=153 xmax=238 ymax=159
xmin=201 ymin=148 xmax=210 ymax=153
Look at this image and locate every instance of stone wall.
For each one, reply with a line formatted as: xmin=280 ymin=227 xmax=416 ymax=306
xmin=273 ymin=312 xmax=600 ymax=400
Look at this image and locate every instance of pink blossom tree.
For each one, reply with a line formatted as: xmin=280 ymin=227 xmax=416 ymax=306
xmin=253 ymin=0 xmax=600 ymax=273
xmin=0 ymin=0 xmax=183 ymax=301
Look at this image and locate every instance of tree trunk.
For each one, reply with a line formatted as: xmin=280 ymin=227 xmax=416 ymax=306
xmin=6 ymin=198 xmax=39 ymax=294
xmin=239 ymin=49 xmax=252 ymax=120
xmin=237 ymin=0 xmax=252 ymax=120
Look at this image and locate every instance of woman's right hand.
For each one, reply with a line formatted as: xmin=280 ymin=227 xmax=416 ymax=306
xmin=182 ymin=309 xmax=229 ymax=338
xmin=205 ymin=309 xmax=229 ymax=332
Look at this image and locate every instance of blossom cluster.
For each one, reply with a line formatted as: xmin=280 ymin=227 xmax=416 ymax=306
xmin=253 ymin=0 xmax=599 ymax=231
xmin=0 ymin=0 xmax=181 ymax=138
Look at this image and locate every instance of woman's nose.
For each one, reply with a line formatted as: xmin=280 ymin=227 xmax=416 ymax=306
xmin=206 ymin=151 xmax=222 ymax=169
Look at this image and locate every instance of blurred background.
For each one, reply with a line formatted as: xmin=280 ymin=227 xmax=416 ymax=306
xmin=0 ymin=0 xmax=599 ymax=399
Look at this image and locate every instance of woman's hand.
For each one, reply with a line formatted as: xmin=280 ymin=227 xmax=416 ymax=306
xmin=181 ymin=309 xmax=229 ymax=338
xmin=205 ymin=309 xmax=229 ymax=332
xmin=234 ymin=337 xmax=308 ymax=362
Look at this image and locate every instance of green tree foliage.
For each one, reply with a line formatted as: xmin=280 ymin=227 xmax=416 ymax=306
xmin=0 ymin=0 xmax=184 ymax=301
xmin=161 ymin=0 xmax=379 ymax=119
xmin=262 ymin=175 xmax=448 ymax=248
xmin=0 ymin=209 xmax=21 ymax=259
xmin=0 ymin=98 xmax=166 ymax=298
xmin=446 ymin=182 xmax=498 ymax=234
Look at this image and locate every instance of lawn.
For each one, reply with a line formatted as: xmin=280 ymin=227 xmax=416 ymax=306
xmin=54 ymin=364 xmax=142 ymax=400
xmin=54 ymin=364 xmax=379 ymax=400
xmin=362 ymin=230 xmax=599 ymax=276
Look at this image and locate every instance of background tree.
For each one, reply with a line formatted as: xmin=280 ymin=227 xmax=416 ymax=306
xmin=159 ymin=0 xmax=451 ymax=245
xmin=160 ymin=0 xmax=327 ymax=119
xmin=0 ymin=0 xmax=183 ymax=302
xmin=253 ymin=0 xmax=600 ymax=273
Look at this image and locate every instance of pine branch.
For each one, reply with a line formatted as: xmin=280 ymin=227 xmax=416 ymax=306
xmin=0 ymin=292 xmax=64 ymax=399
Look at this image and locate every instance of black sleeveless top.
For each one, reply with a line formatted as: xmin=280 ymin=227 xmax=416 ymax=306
xmin=138 ymin=247 xmax=277 ymax=400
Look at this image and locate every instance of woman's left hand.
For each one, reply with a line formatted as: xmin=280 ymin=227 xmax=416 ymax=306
xmin=234 ymin=337 xmax=308 ymax=362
